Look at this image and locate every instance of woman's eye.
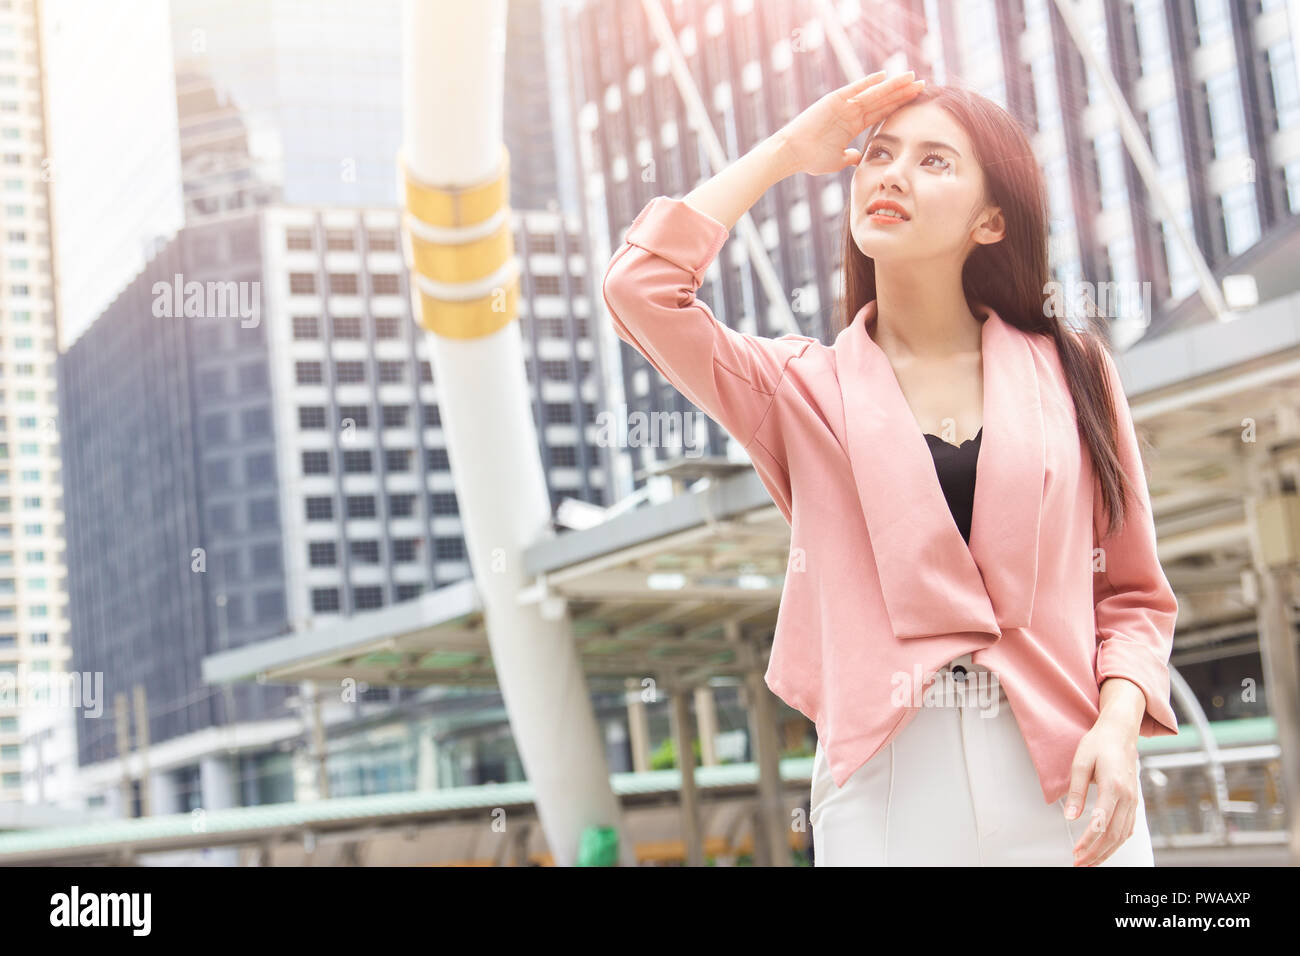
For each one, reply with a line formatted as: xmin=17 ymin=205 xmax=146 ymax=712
xmin=865 ymin=146 xmax=950 ymax=170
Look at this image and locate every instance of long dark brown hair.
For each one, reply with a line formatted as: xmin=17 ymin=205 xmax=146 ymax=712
xmin=834 ymin=84 xmax=1133 ymax=539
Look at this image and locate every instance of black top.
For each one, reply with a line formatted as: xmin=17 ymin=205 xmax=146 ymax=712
xmin=923 ymin=427 xmax=982 ymax=544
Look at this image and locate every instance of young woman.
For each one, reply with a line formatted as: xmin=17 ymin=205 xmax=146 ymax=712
xmin=602 ymin=72 xmax=1178 ymax=866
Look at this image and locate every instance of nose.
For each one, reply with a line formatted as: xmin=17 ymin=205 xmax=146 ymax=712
xmin=876 ymin=160 xmax=908 ymax=194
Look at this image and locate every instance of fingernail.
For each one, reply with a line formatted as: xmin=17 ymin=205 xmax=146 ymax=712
xmin=1064 ymin=804 xmax=1078 ymax=819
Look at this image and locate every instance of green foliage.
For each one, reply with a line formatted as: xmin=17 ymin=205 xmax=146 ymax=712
xmin=650 ymin=735 xmax=703 ymax=770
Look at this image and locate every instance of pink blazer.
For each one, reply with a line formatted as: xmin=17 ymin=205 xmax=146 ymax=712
xmin=601 ymin=195 xmax=1179 ymax=805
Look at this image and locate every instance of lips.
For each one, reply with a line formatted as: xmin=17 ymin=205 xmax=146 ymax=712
xmin=866 ymin=200 xmax=910 ymax=220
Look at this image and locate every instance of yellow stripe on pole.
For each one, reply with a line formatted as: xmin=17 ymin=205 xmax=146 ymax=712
xmin=400 ymin=145 xmax=519 ymax=338
xmin=407 ymin=218 xmax=513 ymax=284
xmin=413 ymin=276 xmax=520 ymax=339
xmin=401 ymin=145 xmax=511 ymax=228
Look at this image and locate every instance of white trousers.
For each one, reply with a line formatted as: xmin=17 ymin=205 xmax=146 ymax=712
xmin=810 ymin=653 xmax=1156 ymax=866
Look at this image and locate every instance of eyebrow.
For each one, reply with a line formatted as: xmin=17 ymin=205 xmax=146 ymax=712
xmin=867 ymin=133 xmax=962 ymax=158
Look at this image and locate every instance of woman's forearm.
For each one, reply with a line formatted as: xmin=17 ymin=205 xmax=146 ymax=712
xmin=681 ymin=134 xmax=797 ymax=230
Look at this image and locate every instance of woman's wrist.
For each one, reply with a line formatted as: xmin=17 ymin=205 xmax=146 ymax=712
xmin=682 ymin=134 xmax=797 ymax=230
xmin=1096 ymin=677 xmax=1146 ymax=740
xmin=763 ymin=131 xmax=801 ymax=182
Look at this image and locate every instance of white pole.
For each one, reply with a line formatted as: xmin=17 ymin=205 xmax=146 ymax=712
xmin=399 ymin=0 xmax=631 ymax=866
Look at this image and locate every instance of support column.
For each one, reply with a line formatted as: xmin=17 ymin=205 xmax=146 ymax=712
xmin=198 ymin=753 xmax=240 ymax=866
xmin=1243 ymin=449 xmax=1300 ymax=865
xmin=729 ymin=618 xmax=789 ymax=867
xmin=416 ymin=725 xmax=439 ymax=791
xmin=694 ymin=685 xmax=719 ymax=766
xmin=625 ymin=676 xmax=651 ymax=774
xmin=669 ymin=679 xmax=704 ymax=866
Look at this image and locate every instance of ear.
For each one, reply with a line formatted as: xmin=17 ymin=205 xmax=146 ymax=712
xmin=972 ymin=205 xmax=1006 ymax=246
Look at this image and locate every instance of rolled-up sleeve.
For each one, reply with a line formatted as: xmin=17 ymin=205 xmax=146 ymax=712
xmin=1092 ymin=346 xmax=1180 ymax=737
xmin=601 ymin=195 xmax=813 ymax=450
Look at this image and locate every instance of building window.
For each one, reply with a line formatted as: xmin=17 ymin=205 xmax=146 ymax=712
xmin=338 ymin=404 xmax=369 ymax=428
xmin=295 ymin=361 xmax=323 ymax=385
xmin=325 ymin=229 xmax=355 ymax=251
xmin=378 ymin=361 xmax=405 ymax=384
xmin=350 ymin=540 xmax=380 ymax=563
xmin=393 ymin=538 xmax=420 ymax=562
xmin=354 ymin=585 xmax=383 ymax=609
xmin=395 ymin=583 xmax=423 ymax=601
xmin=298 ymin=406 xmax=327 ymax=429
xmin=425 ymin=448 xmax=450 ymax=471
xmin=249 ymin=497 xmax=278 ymax=526
xmin=289 ymin=273 xmax=316 ymax=295
xmin=346 ymin=495 xmax=376 ymax=518
xmin=293 ymin=316 xmax=319 ymax=339
xmin=311 ymin=588 xmax=340 ymax=613
xmin=329 ymin=273 xmax=359 ymax=295
xmin=309 ymin=541 xmax=337 ymax=566
xmin=252 ymin=542 xmax=280 ymax=574
xmin=422 ymin=404 xmax=441 ymax=427
xmin=429 ymin=492 xmax=458 ymax=516
xmin=332 ymin=316 xmax=362 ymax=339
xmin=305 ymin=497 xmax=334 ymax=521
xmin=199 ymin=369 xmax=226 ymax=397
xmin=374 ymin=316 xmax=400 ymax=338
xmin=540 ymin=359 xmax=570 ymax=381
xmin=435 ymin=537 xmax=466 ymax=560
xmin=246 ymin=452 xmax=275 ymax=484
xmin=335 ymin=361 xmax=365 ymax=384
xmin=241 ymin=407 xmax=271 ymax=437
xmin=372 ymin=274 xmax=400 ymax=295
xmin=302 ymin=451 xmax=330 ymax=475
xmin=203 ymin=413 xmax=229 ymax=444
xmin=544 ymin=402 xmax=573 ymax=424
xmin=388 ymin=493 xmax=416 ymax=517
xmin=385 ymin=449 xmax=411 ymax=472
xmin=381 ymin=405 xmax=409 ymax=428
xmin=342 ymin=450 xmax=372 ymax=473
xmin=254 ymin=590 xmax=284 ymax=622
xmin=239 ymin=362 xmax=267 ymax=390
xmin=419 ymin=361 xmax=433 ymax=383
xmin=205 ymin=459 xmax=231 ymax=489
xmin=286 ymin=228 xmax=314 ymax=251
xmin=367 ymin=229 xmax=398 ymax=251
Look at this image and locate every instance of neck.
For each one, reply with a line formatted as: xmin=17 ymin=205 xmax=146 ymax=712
xmin=870 ymin=263 xmax=982 ymax=359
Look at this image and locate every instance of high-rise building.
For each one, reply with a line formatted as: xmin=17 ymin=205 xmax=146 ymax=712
xmin=57 ymin=198 xmax=607 ymax=811
xmin=571 ymin=0 xmax=1300 ymax=497
xmin=0 ymin=0 xmax=73 ymax=809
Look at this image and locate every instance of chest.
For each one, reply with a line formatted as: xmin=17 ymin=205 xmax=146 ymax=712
xmin=886 ymin=352 xmax=984 ymax=443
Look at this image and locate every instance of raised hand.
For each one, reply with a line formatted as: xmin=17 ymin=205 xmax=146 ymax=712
xmin=774 ymin=70 xmax=926 ymax=177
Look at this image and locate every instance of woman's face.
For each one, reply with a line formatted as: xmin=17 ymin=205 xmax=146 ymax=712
xmin=849 ymin=101 xmax=1003 ymax=262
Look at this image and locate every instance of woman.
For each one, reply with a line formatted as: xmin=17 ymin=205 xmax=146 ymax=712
xmin=602 ymin=72 xmax=1178 ymax=866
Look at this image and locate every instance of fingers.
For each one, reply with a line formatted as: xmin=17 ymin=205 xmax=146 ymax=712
xmin=837 ymin=70 xmax=886 ymax=99
xmin=1063 ymin=755 xmax=1093 ymax=821
xmin=847 ymin=70 xmax=923 ymax=108
xmin=1074 ymin=780 xmax=1135 ymax=866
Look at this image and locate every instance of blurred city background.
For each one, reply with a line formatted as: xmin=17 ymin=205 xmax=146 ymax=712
xmin=0 ymin=0 xmax=1295 ymax=866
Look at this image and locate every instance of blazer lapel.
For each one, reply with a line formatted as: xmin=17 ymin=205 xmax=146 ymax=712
xmin=834 ymin=299 xmax=1044 ymax=640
